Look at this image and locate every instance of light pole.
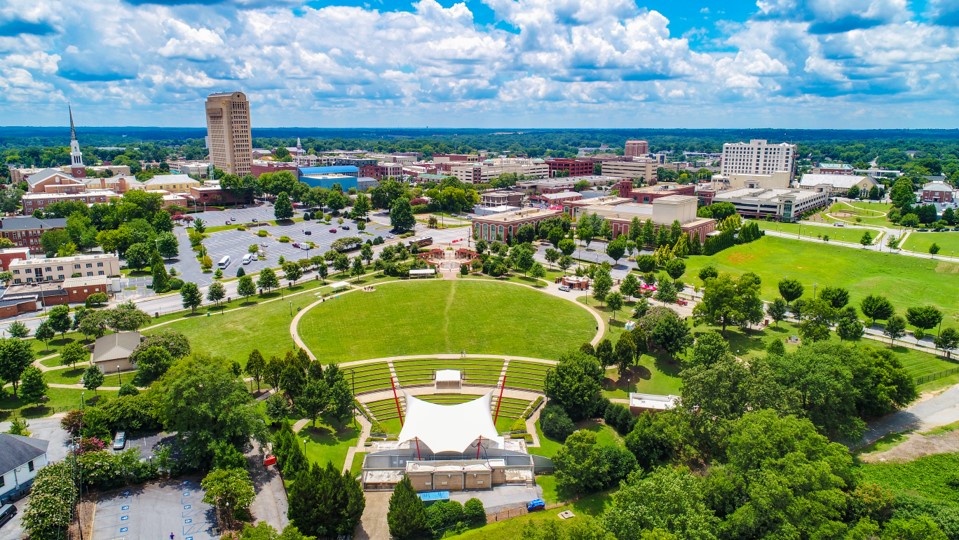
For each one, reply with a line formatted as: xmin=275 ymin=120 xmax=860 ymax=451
xmin=289 ymin=300 xmax=293 ymax=317
xmin=116 ymin=364 xmax=121 ymax=386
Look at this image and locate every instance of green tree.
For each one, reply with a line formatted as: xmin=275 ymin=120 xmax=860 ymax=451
xmin=934 ymin=327 xmax=959 ymax=359
xmin=352 ymin=192 xmax=371 ymax=220
xmin=207 ymin=281 xmax=226 ymax=307
xmin=930 ymin=242 xmax=941 ymax=257
xmin=881 ymin=516 xmax=948 ymax=540
xmin=766 ymin=298 xmax=788 ymax=326
xmin=202 ymin=467 xmax=255 ymax=529
xmin=620 ymin=273 xmax=640 ymax=301
xmin=592 ymin=269 xmax=613 ymax=305
xmin=860 ymin=231 xmax=873 ymax=247
xmin=238 ymin=275 xmax=256 ymax=301
xmin=664 ymin=258 xmax=686 ymax=281
xmin=258 ymin=267 xmax=280 ymax=293
xmin=246 ymin=349 xmax=266 ymax=392
xmin=125 ymin=242 xmax=152 ymax=271
xmin=299 ymin=378 xmax=329 ymax=427
xmin=180 ymin=282 xmax=202 ymax=313
xmin=614 ymin=332 xmax=636 ymax=382
xmin=693 ymin=274 xmax=763 ymax=335
xmin=60 ymin=341 xmax=88 ymax=368
xmin=83 ymin=364 xmax=104 ymax=395
xmin=689 ymin=331 xmax=730 ymax=368
xmin=283 ymin=261 xmax=303 ymax=286
xmin=152 ymin=354 xmax=263 ymax=466
xmin=554 ymin=430 xmax=613 ymax=497
xmin=798 ymin=299 xmax=837 ymax=342
xmin=156 ymin=231 xmax=179 ymax=259
xmin=530 ymin=262 xmax=546 ymax=280
xmin=818 ymin=286 xmax=850 ymax=309
xmin=20 ymin=366 xmax=48 ymax=407
xmin=837 ymin=307 xmax=865 ymax=341
xmin=390 ymin=197 xmax=416 ymax=232
xmin=905 ymin=305 xmax=943 ymax=339
xmin=558 ymin=238 xmax=576 ymax=257
xmin=543 ymin=351 xmax=604 ymax=421
xmin=861 ymin=294 xmax=895 ymax=325
xmin=607 ymin=291 xmax=624 ymax=320
xmin=606 ymin=238 xmax=626 ymax=264
xmin=132 ymin=345 xmax=174 ymax=384
xmin=604 ymin=467 xmax=719 ymax=540
xmin=777 ymin=278 xmax=804 ymax=304
xmin=884 ymin=315 xmax=907 ymax=345
xmin=0 ymin=337 xmax=35 ymax=395
xmin=698 ymin=265 xmax=718 ymax=284
xmin=150 ymin=251 xmax=170 ymax=293
xmin=22 ymin=462 xmax=77 ymax=540
xmin=388 ymin=477 xmax=430 ymax=540
xmin=47 ymin=304 xmax=72 ymax=337
xmin=35 ymin=321 xmax=55 ymax=349
xmin=8 ymin=320 xmax=29 ymax=338
xmin=274 ymin=191 xmax=294 ymax=220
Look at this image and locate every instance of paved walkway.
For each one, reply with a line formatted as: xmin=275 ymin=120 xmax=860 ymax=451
xmin=856 ymin=383 xmax=959 ymax=449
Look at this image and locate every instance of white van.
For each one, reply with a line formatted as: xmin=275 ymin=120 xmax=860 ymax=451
xmin=242 ymin=253 xmax=253 ymax=265
xmin=217 ymin=256 xmax=231 ymax=269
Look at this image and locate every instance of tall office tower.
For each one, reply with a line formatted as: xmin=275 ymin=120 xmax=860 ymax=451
xmin=721 ymin=139 xmax=796 ymax=179
xmin=68 ymin=105 xmax=86 ymax=178
xmin=624 ymin=140 xmax=649 ymax=158
xmin=205 ymin=91 xmax=252 ymax=176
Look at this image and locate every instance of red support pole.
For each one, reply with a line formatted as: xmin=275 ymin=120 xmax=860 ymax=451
xmin=415 ymin=437 xmax=421 ymax=460
xmin=476 ymin=435 xmax=482 ymax=459
xmin=390 ymin=375 xmax=404 ymax=427
xmin=493 ymin=376 xmax=506 ymax=424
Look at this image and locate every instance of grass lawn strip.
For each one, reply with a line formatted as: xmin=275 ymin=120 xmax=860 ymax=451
xmin=756 ymin=220 xmax=882 ymax=244
xmin=902 ymin=231 xmax=959 ymax=258
xmin=857 ymin=452 xmax=959 ymax=505
xmin=683 ymin=235 xmax=959 ymax=324
xmin=298 ymin=280 xmax=595 ymax=363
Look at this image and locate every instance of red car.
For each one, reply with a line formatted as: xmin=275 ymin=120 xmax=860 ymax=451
xmin=329 ymin=228 xmax=337 ymax=233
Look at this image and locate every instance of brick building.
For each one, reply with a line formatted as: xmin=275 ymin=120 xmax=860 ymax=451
xmin=0 ymin=217 xmax=67 ymax=254
xmin=921 ymin=181 xmax=955 ymax=204
xmin=0 ymin=248 xmax=30 ymax=271
xmin=546 ymin=158 xmax=594 ymax=178
xmin=624 ymin=140 xmax=649 ymax=157
xmin=479 ymin=191 xmax=524 ymax=208
xmin=471 ymin=208 xmax=563 ymax=242
xmin=616 ymin=179 xmax=696 ymax=203
xmin=0 ymin=276 xmax=111 ymax=318
xmin=21 ymin=190 xmax=119 ymax=214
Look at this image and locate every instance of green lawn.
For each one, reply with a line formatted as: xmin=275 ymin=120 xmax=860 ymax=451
xmin=531 ymin=419 xmax=564 ymax=459
xmin=902 ymin=231 xmax=959 ymax=258
xmin=601 ymin=350 xmax=682 ymax=398
xmin=756 ymin=220 xmax=881 ymax=244
xmin=298 ymin=280 xmax=595 ymax=363
xmin=824 ymin=201 xmax=894 ymax=227
xmin=0 ymin=387 xmax=118 ymax=420
xmin=683 ymin=236 xmax=959 ymax=325
xmin=42 ymin=366 xmax=86 ymax=385
xmin=447 ymin=490 xmax=614 ymax=540
xmin=298 ymin=421 xmax=360 ymax=472
xmin=857 ymin=452 xmax=959 ymax=506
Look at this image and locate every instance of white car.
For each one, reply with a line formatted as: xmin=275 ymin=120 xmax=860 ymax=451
xmin=558 ymin=285 xmax=571 ymax=292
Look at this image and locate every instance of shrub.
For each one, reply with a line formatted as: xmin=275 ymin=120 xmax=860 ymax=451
xmin=168 ymin=278 xmax=184 ymax=290
xmin=540 ymin=404 xmax=575 ymax=442
xmin=463 ymin=498 xmax=486 ymax=527
xmin=118 ymin=383 xmax=140 ymax=397
xmin=257 ymin=230 xmax=268 ymax=237
xmin=279 ymin=236 xmax=291 ymax=243
xmin=604 ymin=403 xmax=636 ymax=436
xmin=236 ymin=225 xmax=246 ymax=231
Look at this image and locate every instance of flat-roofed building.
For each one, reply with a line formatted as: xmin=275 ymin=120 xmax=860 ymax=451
xmin=713 ymin=187 xmax=830 ymax=222
xmin=813 ymin=163 xmax=855 ymax=175
xmin=479 ymin=191 xmax=524 ymax=208
xmin=578 ymin=195 xmax=716 ymax=243
xmin=601 ymin=159 xmax=661 ymax=182
xmin=617 ymin=179 xmax=696 ymax=203
xmin=536 ymin=191 xmax=583 ymax=206
xmin=137 ymin=174 xmax=201 ymax=194
xmin=546 ymin=158 xmax=594 ymax=177
xmin=21 ymin=189 xmax=119 ymax=214
xmin=0 ymin=248 xmax=30 ymax=271
xmin=921 ymin=181 xmax=955 ymax=204
xmin=709 ymin=172 xmax=791 ymax=190
xmin=9 ymin=253 xmax=120 ymax=284
xmin=516 ymin=176 xmax=621 ymax=194
xmin=624 ymin=140 xmax=649 ymax=157
xmin=564 ymin=195 xmax=631 ymax=217
xmin=721 ymin=139 xmax=796 ymax=179
xmin=798 ymin=173 xmax=879 ymax=196
xmin=471 ymin=208 xmax=562 ymax=242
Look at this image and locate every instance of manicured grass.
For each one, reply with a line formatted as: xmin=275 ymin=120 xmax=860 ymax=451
xmin=349 ymin=452 xmax=366 ymax=478
xmin=531 ymin=419 xmax=564 ymax=459
xmin=504 ymin=361 xmax=552 ymax=391
xmin=923 ymin=420 xmax=959 ymax=436
xmin=42 ymin=366 xmax=86 ymax=385
xmin=601 ymin=350 xmax=682 ymax=398
xmin=144 ymin=285 xmax=328 ymax=365
xmin=825 ymin=201 xmax=894 ymax=227
xmin=0 ymin=387 xmax=118 ymax=420
xmin=447 ymin=490 xmax=614 ymax=539
xmin=683 ymin=236 xmax=959 ymax=324
xmin=756 ymin=220 xmax=881 ymax=244
xmin=902 ymin=231 xmax=959 ymax=258
xmin=392 ymin=358 xmax=505 ymax=387
xmin=298 ymin=421 xmax=360 ymax=472
xmin=298 ymin=280 xmax=595 ymax=363
xmin=461 ymin=273 xmax=550 ymax=288
xmin=857 ymin=452 xmax=959 ymax=505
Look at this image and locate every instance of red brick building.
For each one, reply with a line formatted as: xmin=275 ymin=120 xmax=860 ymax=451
xmin=0 ymin=276 xmax=110 ymax=319
xmin=472 ymin=208 xmax=562 ymax=242
xmin=0 ymin=248 xmax=30 ymax=271
xmin=189 ymin=185 xmax=250 ymax=206
xmin=616 ymin=179 xmax=696 ymax=203
xmin=21 ymin=190 xmax=119 ymax=214
xmin=249 ymin=161 xmax=298 ymax=178
xmin=546 ymin=158 xmax=594 ymax=178
xmin=0 ymin=217 xmax=68 ymax=254
xmin=921 ymin=181 xmax=955 ymax=204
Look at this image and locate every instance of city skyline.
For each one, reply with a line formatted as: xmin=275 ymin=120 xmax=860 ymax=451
xmin=2 ymin=0 xmax=958 ymax=129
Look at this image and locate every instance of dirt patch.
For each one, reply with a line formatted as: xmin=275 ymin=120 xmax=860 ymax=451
xmin=831 ymin=212 xmax=856 ymax=218
xmin=727 ymin=252 xmax=755 ymax=264
xmin=935 ymin=261 xmax=959 ymax=274
xmin=861 ymin=430 xmax=959 ymax=463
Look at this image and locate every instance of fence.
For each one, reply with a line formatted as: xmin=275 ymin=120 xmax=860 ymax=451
xmin=915 ymin=365 xmax=959 ymax=386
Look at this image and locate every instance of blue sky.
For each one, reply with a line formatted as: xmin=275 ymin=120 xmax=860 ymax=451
xmin=1 ymin=0 xmax=958 ymax=128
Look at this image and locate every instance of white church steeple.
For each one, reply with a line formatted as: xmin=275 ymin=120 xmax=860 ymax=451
xmin=69 ymin=105 xmax=86 ymax=178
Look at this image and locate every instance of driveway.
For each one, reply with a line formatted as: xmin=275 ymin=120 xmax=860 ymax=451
xmin=93 ymin=478 xmax=217 ymax=540
xmin=857 ymin=383 xmax=959 ymax=448
xmin=0 ymin=495 xmax=27 ymax=540
xmin=355 ymin=491 xmax=391 ymax=540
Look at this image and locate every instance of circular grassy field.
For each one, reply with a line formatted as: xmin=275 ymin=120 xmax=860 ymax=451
xmin=297 ymin=279 xmax=596 ymax=363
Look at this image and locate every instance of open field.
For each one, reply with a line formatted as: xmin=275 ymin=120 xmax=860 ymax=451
xmin=756 ymin=220 xmax=881 ymax=244
xmin=857 ymin=452 xmax=959 ymax=505
xmin=683 ymin=236 xmax=959 ymax=324
xmin=903 ymin=231 xmax=959 ymax=258
xmin=298 ymin=420 xmax=361 ymax=471
xmin=298 ymin=280 xmax=596 ymax=363
xmin=822 ymin=201 xmax=894 ymax=227
xmin=0 ymin=387 xmax=118 ymax=421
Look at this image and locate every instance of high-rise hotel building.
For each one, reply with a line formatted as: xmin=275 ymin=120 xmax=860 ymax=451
xmin=205 ymin=92 xmax=252 ymax=176
xmin=721 ymin=139 xmax=796 ymax=179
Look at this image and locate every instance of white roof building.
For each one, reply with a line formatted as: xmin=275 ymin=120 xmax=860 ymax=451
xmin=398 ymin=393 xmax=503 ymax=454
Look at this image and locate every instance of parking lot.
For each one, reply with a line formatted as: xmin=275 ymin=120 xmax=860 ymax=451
xmin=93 ymin=478 xmax=217 ymax=540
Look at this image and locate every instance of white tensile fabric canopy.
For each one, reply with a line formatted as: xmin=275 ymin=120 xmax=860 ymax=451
xmin=398 ymin=392 xmax=503 ymax=454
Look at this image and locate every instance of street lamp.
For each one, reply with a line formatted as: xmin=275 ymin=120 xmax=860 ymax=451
xmin=117 ymin=364 xmax=121 ymax=385
xmin=289 ymin=300 xmax=293 ymax=317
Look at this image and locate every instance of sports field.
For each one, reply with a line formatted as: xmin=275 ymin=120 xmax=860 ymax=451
xmin=902 ymin=231 xmax=959 ymax=258
xmin=756 ymin=220 xmax=881 ymax=244
xmin=823 ymin=201 xmax=893 ymax=227
xmin=684 ymin=236 xmax=959 ymax=324
xmin=298 ymin=280 xmax=596 ymax=363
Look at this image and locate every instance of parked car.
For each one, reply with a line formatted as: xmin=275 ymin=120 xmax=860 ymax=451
xmin=292 ymin=242 xmax=300 ymax=248
xmin=329 ymin=228 xmax=337 ymax=233
xmin=230 ymin=216 xmax=237 ymax=222
xmin=113 ymin=431 xmax=126 ymax=450
xmin=558 ymin=285 xmax=571 ymax=292
xmin=252 ymin=218 xmax=258 ymax=223
xmin=304 ymin=230 xmax=312 ymax=235
xmin=527 ymin=499 xmax=546 ymax=512
xmin=0 ymin=504 xmax=17 ymax=528
xmin=341 ymin=225 xmax=350 ymax=230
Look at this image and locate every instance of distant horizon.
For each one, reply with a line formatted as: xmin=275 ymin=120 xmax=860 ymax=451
xmin=3 ymin=126 xmax=959 ymax=133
